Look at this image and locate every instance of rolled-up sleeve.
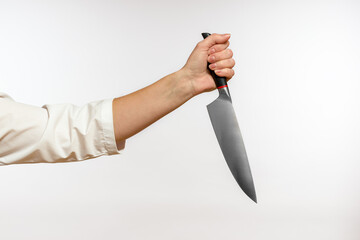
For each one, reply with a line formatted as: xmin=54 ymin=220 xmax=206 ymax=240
xmin=0 ymin=94 xmax=124 ymax=165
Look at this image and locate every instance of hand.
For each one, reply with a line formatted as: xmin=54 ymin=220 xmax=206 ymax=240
xmin=181 ymin=33 xmax=236 ymax=96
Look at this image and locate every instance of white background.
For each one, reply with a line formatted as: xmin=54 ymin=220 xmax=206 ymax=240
xmin=1 ymin=0 xmax=360 ymax=239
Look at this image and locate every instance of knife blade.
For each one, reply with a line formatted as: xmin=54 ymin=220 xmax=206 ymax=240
xmin=202 ymin=32 xmax=257 ymax=203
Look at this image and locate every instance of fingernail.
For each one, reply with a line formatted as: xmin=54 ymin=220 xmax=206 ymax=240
xmin=215 ymin=69 xmax=222 ymax=74
xmin=210 ymin=48 xmax=216 ymax=54
xmin=210 ymin=56 xmax=216 ymax=62
xmin=224 ymin=33 xmax=231 ymax=37
xmin=209 ymin=63 xmax=216 ymax=70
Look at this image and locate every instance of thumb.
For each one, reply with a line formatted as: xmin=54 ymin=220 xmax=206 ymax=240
xmin=198 ymin=33 xmax=231 ymax=50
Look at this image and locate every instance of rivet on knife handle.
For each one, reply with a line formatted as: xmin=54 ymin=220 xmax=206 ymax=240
xmin=202 ymin=32 xmax=257 ymax=203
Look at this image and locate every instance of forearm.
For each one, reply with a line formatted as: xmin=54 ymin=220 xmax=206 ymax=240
xmin=112 ymin=33 xmax=235 ymax=150
xmin=112 ymin=69 xmax=193 ymax=147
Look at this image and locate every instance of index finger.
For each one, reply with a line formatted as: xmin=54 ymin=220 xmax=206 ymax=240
xmin=198 ymin=33 xmax=231 ymax=50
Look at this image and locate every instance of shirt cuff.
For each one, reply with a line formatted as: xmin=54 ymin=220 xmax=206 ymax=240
xmin=101 ymin=98 xmax=125 ymax=155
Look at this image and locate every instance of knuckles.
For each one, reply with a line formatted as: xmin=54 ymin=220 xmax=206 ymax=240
xmin=224 ymin=69 xmax=235 ymax=79
xmin=208 ymin=49 xmax=235 ymax=64
xmin=230 ymin=58 xmax=236 ymax=67
xmin=226 ymin=48 xmax=233 ymax=57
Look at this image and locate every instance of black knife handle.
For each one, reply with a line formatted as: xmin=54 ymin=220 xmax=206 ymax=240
xmin=201 ymin=32 xmax=228 ymax=89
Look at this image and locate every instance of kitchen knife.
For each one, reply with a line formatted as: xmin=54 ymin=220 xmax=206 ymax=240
xmin=202 ymin=32 xmax=257 ymax=203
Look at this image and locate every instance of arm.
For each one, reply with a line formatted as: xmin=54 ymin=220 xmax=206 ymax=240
xmin=0 ymin=33 xmax=234 ymax=165
xmin=112 ymin=33 xmax=235 ymax=149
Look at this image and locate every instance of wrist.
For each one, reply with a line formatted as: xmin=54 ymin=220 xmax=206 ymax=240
xmin=174 ymin=68 xmax=197 ymax=99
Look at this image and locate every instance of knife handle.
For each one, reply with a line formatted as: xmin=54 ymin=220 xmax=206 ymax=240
xmin=201 ymin=32 xmax=228 ymax=89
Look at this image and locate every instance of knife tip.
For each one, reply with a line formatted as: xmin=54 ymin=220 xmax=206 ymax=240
xmin=249 ymin=194 xmax=257 ymax=204
xmin=243 ymin=188 xmax=257 ymax=203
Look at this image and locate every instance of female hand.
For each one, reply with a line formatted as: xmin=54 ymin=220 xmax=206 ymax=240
xmin=181 ymin=33 xmax=236 ymax=96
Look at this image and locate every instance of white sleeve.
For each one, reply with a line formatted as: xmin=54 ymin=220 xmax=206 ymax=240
xmin=0 ymin=96 xmax=124 ymax=165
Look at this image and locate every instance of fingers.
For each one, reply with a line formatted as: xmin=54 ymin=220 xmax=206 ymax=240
xmin=208 ymin=41 xmax=230 ymax=55
xmin=197 ymin=33 xmax=231 ymax=50
xmin=209 ymin=58 xmax=236 ymax=71
xmin=207 ymin=47 xmax=235 ymax=80
xmin=214 ymin=68 xmax=235 ymax=79
xmin=208 ymin=48 xmax=233 ymax=64
xmin=197 ymin=33 xmax=236 ymax=81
